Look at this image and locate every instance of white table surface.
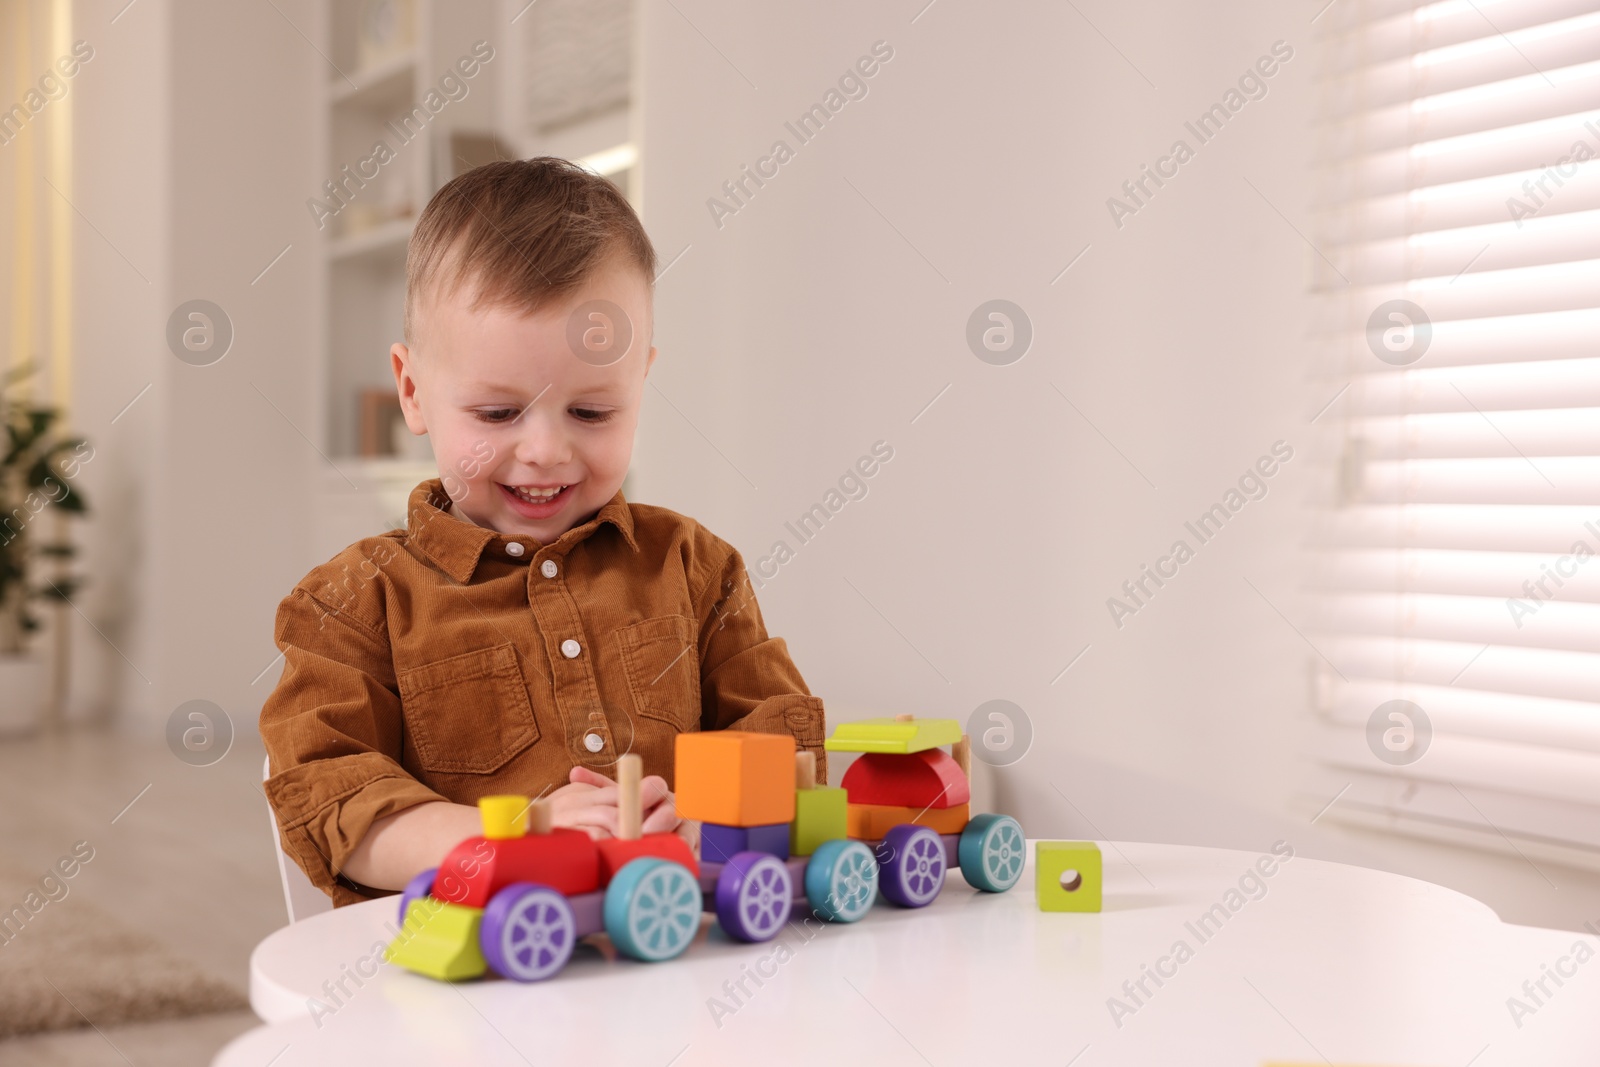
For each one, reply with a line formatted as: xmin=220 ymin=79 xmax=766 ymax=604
xmin=220 ymin=840 xmax=1600 ymax=1066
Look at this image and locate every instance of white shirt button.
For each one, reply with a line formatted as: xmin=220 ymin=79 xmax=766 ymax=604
xmin=583 ymin=732 xmax=605 ymax=753
xmin=540 ymin=559 xmax=558 ymax=578
xmin=561 ymin=639 xmax=582 ymax=658
xmin=504 ymin=542 xmax=524 ymax=557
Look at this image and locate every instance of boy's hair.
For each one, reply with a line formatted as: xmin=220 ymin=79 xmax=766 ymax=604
xmin=403 ymin=157 xmax=657 ymax=343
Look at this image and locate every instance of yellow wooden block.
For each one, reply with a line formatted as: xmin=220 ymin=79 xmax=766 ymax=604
xmin=384 ymin=898 xmax=488 ymax=981
xmin=846 ymin=801 xmax=969 ymax=839
xmin=675 ymin=731 xmax=796 ymax=827
xmin=825 ymin=717 xmax=962 ymax=754
xmin=478 ymin=795 xmax=530 ymax=839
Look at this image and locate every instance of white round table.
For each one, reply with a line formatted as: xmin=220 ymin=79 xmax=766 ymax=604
xmin=220 ymin=841 xmax=1600 ymax=1065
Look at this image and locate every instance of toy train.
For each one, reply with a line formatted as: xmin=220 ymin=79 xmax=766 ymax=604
xmin=385 ymin=715 xmax=1026 ymax=982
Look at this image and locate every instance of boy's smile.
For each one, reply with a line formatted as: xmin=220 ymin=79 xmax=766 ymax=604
xmin=391 ymin=255 xmax=656 ymax=543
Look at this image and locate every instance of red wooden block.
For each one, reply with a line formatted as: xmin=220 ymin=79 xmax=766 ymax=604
xmin=841 ymin=749 xmax=970 ymax=809
xmin=597 ymin=832 xmax=700 ymax=885
xmin=433 ymin=828 xmax=601 ymax=910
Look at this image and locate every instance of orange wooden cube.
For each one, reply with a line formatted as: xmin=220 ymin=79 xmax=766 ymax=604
xmin=846 ymin=801 xmax=969 ymax=840
xmin=675 ymin=732 xmax=796 ymax=827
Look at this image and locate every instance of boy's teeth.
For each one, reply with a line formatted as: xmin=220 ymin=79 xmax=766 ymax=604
xmin=510 ymin=485 xmax=566 ymax=503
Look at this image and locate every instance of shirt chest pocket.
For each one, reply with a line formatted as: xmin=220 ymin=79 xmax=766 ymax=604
xmin=397 ymin=643 xmax=540 ymax=775
xmin=616 ymin=615 xmax=701 ymax=733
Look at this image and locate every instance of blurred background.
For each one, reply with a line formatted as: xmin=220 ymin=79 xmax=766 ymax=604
xmin=2 ymin=0 xmax=1598 ymax=1060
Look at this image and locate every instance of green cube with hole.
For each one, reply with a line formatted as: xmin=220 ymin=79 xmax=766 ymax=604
xmin=1036 ymin=840 xmax=1101 ymax=912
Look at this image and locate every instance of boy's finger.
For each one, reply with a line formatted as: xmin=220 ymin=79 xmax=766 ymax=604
xmin=674 ymin=820 xmax=701 ymax=859
xmin=641 ymin=805 xmax=681 ymax=835
xmin=577 ymin=789 xmax=620 ymax=812
xmin=638 ymin=775 xmax=670 ymax=806
xmin=569 ymin=766 xmax=614 ymax=787
xmin=552 ymin=784 xmax=617 ymax=810
xmin=585 ymin=809 xmax=620 ymax=836
xmin=640 ymin=794 xmax=676 ymax=821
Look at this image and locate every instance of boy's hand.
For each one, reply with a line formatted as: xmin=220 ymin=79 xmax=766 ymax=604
xmin=564 ymin=765 xmax=691 ymax=852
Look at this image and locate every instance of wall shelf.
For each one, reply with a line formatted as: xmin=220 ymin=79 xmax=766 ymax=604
xmin=328 ymin=217 xmax=413 ymax=263
xmin=329 ymin=49 xmax=418 ymax=108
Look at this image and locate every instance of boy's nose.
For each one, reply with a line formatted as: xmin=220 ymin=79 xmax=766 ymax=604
xmin=512 ymin=413 xmax=573 ymax=469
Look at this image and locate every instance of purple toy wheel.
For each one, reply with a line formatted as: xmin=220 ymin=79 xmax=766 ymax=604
xmin=481 ymin=882 xmax=577 ymax=982
xmin=877 ymin=824 xmax=946 ymax=908
xmin=397 ymin=866 xmax=437 ymax=925
xmin=714 ymin=851 xmax=793 ymax=942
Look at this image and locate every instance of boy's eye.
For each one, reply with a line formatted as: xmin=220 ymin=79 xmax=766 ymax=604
xmin=473 ymin=408 xmax=520 ymax=423
xmin=571 ymin=407 xmax=615 ymax=424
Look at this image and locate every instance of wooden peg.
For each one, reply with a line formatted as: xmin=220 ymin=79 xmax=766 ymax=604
xmin=617 ymin=753 xmax=642 ymax=841
xmin=795 ymin=750 xmax=816 ymax=790
xmin=894 ymin=713 xmax=914 ymax=722
xmin=528 ymin=797 xmax=552 ymax=835
xmin=953 ymin=733 xmax=971 ymax=779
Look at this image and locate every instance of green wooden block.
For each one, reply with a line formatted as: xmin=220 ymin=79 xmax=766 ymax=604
xmin=1036 ymin=841 xmax=1101 ymax=913
xmin=384 ymin=897 xmax=488 ymax=981
xmin=790 ymin=786 xmax=848 ymax=856
xmin=824 ymin=717 xmax=962 ymax=754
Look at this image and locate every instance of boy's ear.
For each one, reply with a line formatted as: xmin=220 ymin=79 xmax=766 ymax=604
xmin=391 ymin=343 xmax=429 ymax=434
xmin=644 ymin=344 xmax=657 ymax=377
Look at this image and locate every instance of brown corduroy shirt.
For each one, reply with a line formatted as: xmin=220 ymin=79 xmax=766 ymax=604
xmin=261 ymin=479 xmax=827 ymax=907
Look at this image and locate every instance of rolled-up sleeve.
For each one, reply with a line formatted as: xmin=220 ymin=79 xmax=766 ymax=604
xmin=260 ymin=586 xmax=446 ymax=905
xmin=695 ymin=546 xmax=828 ymax=782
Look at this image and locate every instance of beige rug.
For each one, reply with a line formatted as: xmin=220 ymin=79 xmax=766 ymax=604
xmin=0 ymin=873 xmax=247 ymax=1039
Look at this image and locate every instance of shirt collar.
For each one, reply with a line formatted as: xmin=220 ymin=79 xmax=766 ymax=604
xmin=406 ymin=479 xmax=639 ymax=583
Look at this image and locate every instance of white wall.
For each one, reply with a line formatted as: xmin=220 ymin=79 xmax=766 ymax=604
xmin=71 ymin=0 xmax=317 ymax=739
xmin=636 ymin=0 xmax=1320 ymax=850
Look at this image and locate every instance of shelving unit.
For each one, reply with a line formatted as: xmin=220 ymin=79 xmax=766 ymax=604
xmin=327 ymin=216 xmax=414 ymax=264
xmin=310 ymin=0 xmax=639 ymax=550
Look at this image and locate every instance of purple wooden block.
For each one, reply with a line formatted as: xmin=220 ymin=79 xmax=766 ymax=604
xmin=941 ymin=833 xmax=961 ymax=869
xmin=570 ymin=890 xmax=604 ymax=938
xmin=786 ymin=856 xmax=809 ymax=903
xmin=698 ymin=861 xmax=723 ymax=895
xmin=702 ymin=822 xmax=791 ymax=863
xmin=701 ymin=823 xmax=748 ymax=864
xmin=748 ymin=822 xmax=790 ymax=860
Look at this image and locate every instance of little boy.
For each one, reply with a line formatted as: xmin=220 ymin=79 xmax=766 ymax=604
xmin=261 ymin=158 xmax=827 ymax=907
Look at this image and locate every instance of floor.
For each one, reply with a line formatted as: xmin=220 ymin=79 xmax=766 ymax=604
xmin=0 ymin=729 xmax=285 ymax=1066
xmin=2 ymin=728 xmax=1598 ymax=1065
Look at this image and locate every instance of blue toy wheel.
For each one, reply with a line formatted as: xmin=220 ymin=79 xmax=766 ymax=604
xmin=958 ymin=813 xmax=1026 ymax=892
xmin=397 ymin=866 xmax=437 ymax=925
xmin=804 ymin=840 xmax=878 ymax=922
xmin=480 ymin=882 xmax=577 ymax=981
xmin=714 ymin=851 xmax=793 ymax=942
xmin=876 ymin=824 xmax=945 ymax=908
xmin=603 ymin=857 xmax=701 ymax=962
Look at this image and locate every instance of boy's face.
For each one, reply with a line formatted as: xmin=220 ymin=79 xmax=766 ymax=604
xmin=391 ymin=256 xmax=656 ymax=542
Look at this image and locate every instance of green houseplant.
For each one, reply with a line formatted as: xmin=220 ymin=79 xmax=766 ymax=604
xmin=0 ymin=366 xmax=91 ymax=732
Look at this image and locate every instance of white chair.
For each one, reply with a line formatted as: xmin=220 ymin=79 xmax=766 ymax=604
xmin=263 ymin=755 xmax=335 ymax=922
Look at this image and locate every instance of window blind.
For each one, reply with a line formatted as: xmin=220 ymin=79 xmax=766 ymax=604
xmin=1308 ymin=0 xmax=1600 ymax=863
